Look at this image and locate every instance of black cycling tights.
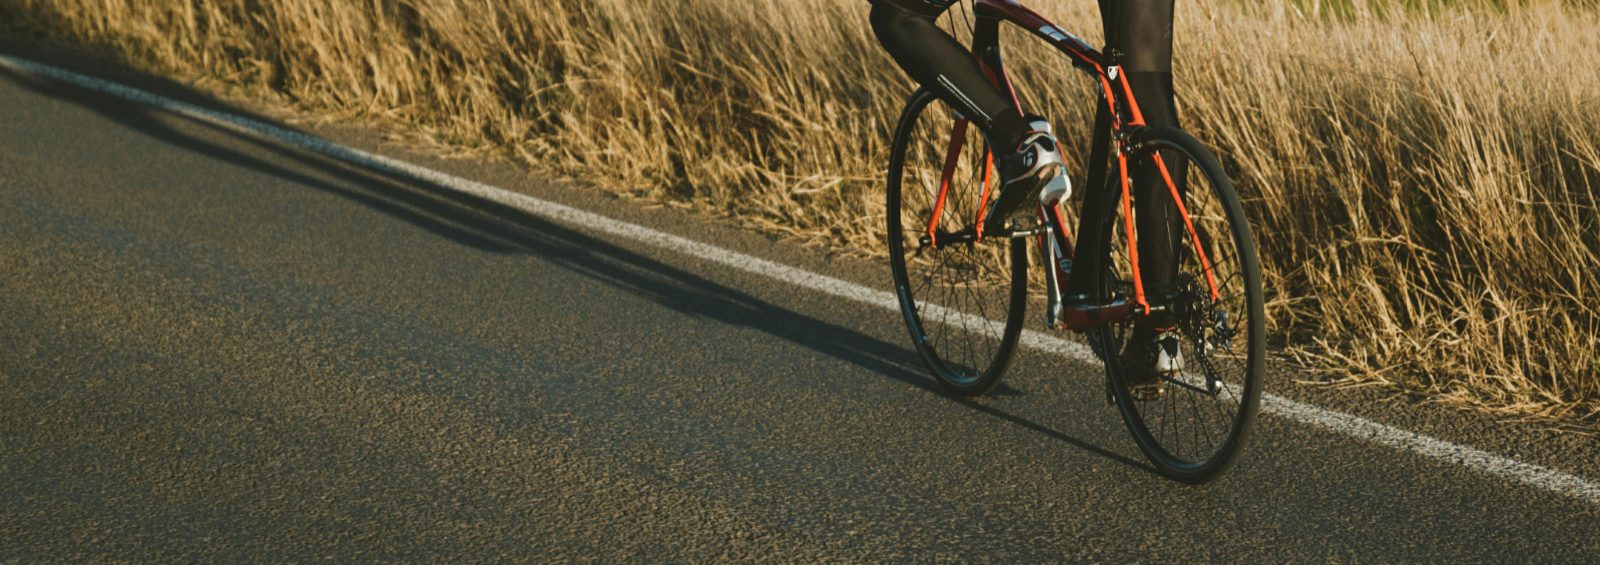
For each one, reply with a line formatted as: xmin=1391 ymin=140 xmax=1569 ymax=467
xmin=871 ymin=0 xmax=1185 ymax=303
xmin=869 ymin=0 xmax=1178 ymax=145
xmin=869 ymin=0 xmax=1032 ymax=150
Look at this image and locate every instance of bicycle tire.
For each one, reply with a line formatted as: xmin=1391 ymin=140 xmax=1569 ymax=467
xmin=1091 ymin=126 xmax=1265 ymax=483
xmin=885 ymin=88 xmax=1028 ymax=396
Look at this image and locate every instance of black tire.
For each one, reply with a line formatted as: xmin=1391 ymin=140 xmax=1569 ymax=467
xmin=885 ymin=88 xmax=1028 ymax=396
xmin=1091 ymin=126 xmax=1265 ymax=483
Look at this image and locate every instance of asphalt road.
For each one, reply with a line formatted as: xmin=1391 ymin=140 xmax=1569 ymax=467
xmin=2 ymin=55 xmax=1597 ymax=561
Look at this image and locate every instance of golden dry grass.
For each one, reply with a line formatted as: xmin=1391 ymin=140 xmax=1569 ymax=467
xmin=3 ymin=0 xmax=1596 ymax=426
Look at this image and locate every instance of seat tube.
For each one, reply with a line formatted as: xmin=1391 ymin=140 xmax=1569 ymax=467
xmin=1063 ymin=100 xmax=1115 ymax=299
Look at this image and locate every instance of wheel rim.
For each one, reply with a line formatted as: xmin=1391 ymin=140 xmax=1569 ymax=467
xmin=886 ymin=91 xmax=1027 ymax=389
xmin=1102 ymin=133 xmax=1264 ymax=476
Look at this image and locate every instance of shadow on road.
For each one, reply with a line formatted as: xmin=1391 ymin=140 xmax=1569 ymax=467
xmin=0 ymin=62 xmax=1153 ymax=475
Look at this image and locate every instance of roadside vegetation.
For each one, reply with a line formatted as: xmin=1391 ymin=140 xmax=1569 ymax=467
xmin=3 ymin=0 xmax=1596 ymax=428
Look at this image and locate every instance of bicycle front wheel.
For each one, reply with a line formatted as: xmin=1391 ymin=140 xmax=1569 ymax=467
xmin=885 ymin=88 xmax=1027 ymax=396
xmin=1092 ymin=126 xmax=1266 ymax=483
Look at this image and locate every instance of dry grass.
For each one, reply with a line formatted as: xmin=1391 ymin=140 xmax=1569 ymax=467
xmin=3 ymin=0 xmax=1597 ymax=426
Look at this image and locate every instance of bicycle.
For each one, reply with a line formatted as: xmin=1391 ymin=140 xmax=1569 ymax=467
xmin=884 ymin=0 xmax=1265 ymax=483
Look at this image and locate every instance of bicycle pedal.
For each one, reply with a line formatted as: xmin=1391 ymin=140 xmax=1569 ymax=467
xmin=1044 ymin=301 xmax=1062 ymax=330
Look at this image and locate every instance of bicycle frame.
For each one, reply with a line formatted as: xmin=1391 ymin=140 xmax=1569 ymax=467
xmin=922 ymin=0 xmax=1219 ymax=332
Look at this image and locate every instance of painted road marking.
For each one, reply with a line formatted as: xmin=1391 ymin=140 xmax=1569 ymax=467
xmin=3 ymin=54 xmax=1594 ymax=505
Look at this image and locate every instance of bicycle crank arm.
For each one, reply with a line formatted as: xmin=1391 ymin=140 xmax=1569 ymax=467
xmin=1161 ymin=372 xmax=1222 ymax=397
xmin=1040 ymin=226 xmax=1064 ymax=329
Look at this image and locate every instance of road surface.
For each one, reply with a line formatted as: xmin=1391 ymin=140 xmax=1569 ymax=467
xmin=1 ymin=52 xmax=1596 ymax=561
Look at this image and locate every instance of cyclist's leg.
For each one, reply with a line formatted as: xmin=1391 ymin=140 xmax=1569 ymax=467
xmin=1103 ymin=0 xmax=1187 ymax=393
xmin=869 ymin=0 xmax=1030 ymax=151
xmin=871 ymin=0 xmax=1068 ymax=230
xmin=1069 ymin=0 xmax=1181 ymax=305
xmin=1102 ymin=0 xmax=1183 ymax=311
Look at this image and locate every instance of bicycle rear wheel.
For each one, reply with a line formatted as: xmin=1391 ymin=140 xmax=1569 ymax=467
xmin=1091 ymin=126 xmax=1265 ymax=483
xmin=886 ymin=88 xmax=1028 ymax=396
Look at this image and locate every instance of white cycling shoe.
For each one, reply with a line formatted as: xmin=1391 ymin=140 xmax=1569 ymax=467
xmin=984 ymin=119 xmax=1071 ymax=233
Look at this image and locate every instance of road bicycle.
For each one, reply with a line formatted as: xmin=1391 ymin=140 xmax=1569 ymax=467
xmin=884 ymin=0 xmax=1265 ymax=483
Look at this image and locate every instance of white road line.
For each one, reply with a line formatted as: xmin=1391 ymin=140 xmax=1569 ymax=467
xmin=4 ymin=54 xmax=1595 ymax=505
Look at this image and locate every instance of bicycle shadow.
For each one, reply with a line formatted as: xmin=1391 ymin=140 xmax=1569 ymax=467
xmin=0 ymin=63 xmax=1153 ymax=475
